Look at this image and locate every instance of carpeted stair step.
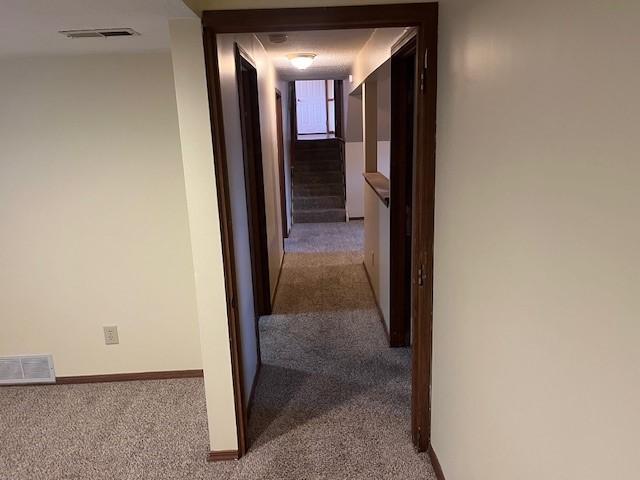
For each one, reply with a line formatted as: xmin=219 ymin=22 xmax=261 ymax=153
xmin=294 ymin=195 xmax=345 ymax=210
xmin=293 ymin=208 xmax=346 ymax=223
xmin=293 ymin=183 xmax=344 ymax=197
xmin=293 ymin=171 xmax=343 ymax=184
xmin=294 ymin=160 xmax=343 ymax=172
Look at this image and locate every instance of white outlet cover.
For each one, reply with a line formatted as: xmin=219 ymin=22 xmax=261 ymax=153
xmin=103 ymin=326 xmax=119 ymax=345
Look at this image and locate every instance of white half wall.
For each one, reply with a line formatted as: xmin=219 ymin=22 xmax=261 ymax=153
xmin=345 ymin=142 xmax=365 ymax=219
xmin=363 ymin=186 xmax=391 ymax=330
xmin=0 ymin=52 xmax=202 ymax=377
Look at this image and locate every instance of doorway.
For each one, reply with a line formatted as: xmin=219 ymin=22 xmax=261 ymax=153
xmin=235 ymin=44 xmax=272 ymax=320
xmin=203 ymin=3 xmax=438 ymax=457
xmin=389 ymin=35 xmax=417 ymax=348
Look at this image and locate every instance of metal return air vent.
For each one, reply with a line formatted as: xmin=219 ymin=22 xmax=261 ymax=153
xmin=59 ymin=28 xmax=140 ymax=39
xmin=0 ymin=355 xmax=56 ymax=385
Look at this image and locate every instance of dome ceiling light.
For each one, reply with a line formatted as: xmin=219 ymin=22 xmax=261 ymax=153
xmin=287 ymin=53 xmax=317 ymax=70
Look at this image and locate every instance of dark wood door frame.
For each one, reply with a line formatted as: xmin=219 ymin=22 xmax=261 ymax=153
xmin=389 ymin=36 xmax=417 ymax=348
xmin=334 ymin=79 xmax=344 ymax=139
xmin=275 ymin=89 xmax=289 ymax=240
xmin=235 ymin=45 xmax=271 ymax=338
xmin=202 ymin=3 xmax=438 ymax=457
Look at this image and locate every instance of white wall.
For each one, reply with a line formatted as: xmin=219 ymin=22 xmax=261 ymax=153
xmin=217 ymin=33 xmax=285 ymax=406
xmin=376 ymin=60 xmax=391 ymax=178
xmin=351 ymin=27 xmax=406 ymax=93
xmin=363 ymin=186 xmax=391 ymax=330
xmin=169 ymin=18 xmax=239 ymax=452
xmin=345 ymin=84 xmax=364 ymax=219
xmin=432 ymin=1 xmax=640 ymax=479
xmin=361 ymin=54 xmax=393 ymax=331
xmin=0 ymin=52 xmax=202 ymax=377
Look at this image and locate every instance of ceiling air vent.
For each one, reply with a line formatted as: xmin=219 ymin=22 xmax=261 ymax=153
xmin=59 ymin=28 xmax=140 ymax=39
xmin=268 ymin=33 xmax=288 ymax=44
xmin=0 ymin=355 xmax=56 ymax=385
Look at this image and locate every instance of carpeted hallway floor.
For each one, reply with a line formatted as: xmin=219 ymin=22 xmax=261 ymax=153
xmin=0 ymin=221 xmax=434 ymax=479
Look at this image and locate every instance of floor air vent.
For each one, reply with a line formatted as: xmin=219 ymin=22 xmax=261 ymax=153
xmin=59 ymin=28 xmax=140 ymax=39
xmin=0 ymin=355 xmax=55 ymax=385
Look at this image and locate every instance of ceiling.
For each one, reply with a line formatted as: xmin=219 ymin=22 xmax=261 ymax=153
xmin=0 ymin=0 xmax=195 ymax=57
xmin=256 ymin=29 xmax=375 ymax=81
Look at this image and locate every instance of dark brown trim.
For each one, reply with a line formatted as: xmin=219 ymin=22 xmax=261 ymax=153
xmin=334 ymin=79 xmax=344 ymax=139
xmin=202 ymin=27 xmax=248 ymax=458
xmin=348 ymin=216 xmax=364 ymax=221
xmin=275 ymin=88 xmax=289 ymax=241
xmin=56 ymin=369 xmax=203 ymax=384
xmin=362 ymin=263 xmax=390 ymax=343
xmin=288 ymin=81 xmax=297 ymax=174
xmin=207 ymin=450 xmax=239 ymax=462
xmin=428 ymin=445 xmax=446 ymax=480
xmin=202 ymin=2 xmax=438 ymax=457
xmin=235 ymin=44 xmax=272 ymax=319
xmin=246 ymin=361 xmax=262 ymax=419
xmin=389 ymin=36 xmax=417 ymax=348
xmin=202 ymin=5 xmax=427 ymax=31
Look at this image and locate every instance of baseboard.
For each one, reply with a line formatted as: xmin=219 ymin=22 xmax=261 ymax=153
xmin=246 ymin=361 xmax=262 ymax=419
xmin=348 ymin=216 xmax=364 ymax=221
xmin=207 ymin=450 xmax=239 ymax=462
xmin=271 ymin=252 xmax=285 ymax=304
xmin=56 ymin=369 xmax=204 ymax=384
xmin=428 ymin=445 xmax=446 ymax=480
xmin=362 ymin=263 xmax=390 ymax=343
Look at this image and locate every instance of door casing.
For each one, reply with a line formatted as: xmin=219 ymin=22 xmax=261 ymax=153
xmin=201 ymin=3 xmax=438 ymax=456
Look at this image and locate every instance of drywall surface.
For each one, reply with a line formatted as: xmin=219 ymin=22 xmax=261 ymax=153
xmin=363 ymin=186 xmax=390 ymax=330
xmin=169 ymin=19 xmax=238 ymax=452
xmin=0 ymin=52 xmax=202 ymax=376
xmin=345 ymin=142 xmax=365 ymax=219
xmin=345 ymin=89 xmax=364 ymax=219
xmin=432 ymin=1 xmax=640 ymax=479
xmin=217 ymin=32 xmax=285 ymax=406
xmin=376 ymin=141 xmax=390 ymax=178
xmin=351 ymin=27 xmax=406 ymax=93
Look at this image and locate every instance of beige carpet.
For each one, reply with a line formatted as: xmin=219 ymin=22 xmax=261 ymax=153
xmin=0 ymin=221 xmax=434 ymax=479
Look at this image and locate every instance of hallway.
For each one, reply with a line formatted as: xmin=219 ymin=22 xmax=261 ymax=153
xmin=238 ymin=221 xmax=435 ymax=479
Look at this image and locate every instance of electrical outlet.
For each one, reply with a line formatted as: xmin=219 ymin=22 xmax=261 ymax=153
xmin=103 ymin=326 xmax=119 ymax=345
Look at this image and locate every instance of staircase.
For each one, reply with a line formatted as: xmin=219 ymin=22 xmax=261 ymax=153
xmin=292 ymin=139 xmax=346 ymax=223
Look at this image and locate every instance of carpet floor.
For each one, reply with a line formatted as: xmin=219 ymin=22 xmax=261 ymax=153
xmin=0 ymin=221 xmax=434 ymax=479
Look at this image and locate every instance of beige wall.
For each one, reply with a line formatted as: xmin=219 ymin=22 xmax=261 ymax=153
xmin=169 ymin=18 xmax=238 ymax=453
xmin=0 ymin=52 xmax=202 ymax=377
xmin=433 ymin=1 xmax=640 ymax=479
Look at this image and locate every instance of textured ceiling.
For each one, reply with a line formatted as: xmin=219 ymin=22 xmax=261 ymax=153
xmin=256 ymin=29 xmax=375 ymax=81
xmin=0 ymin=0 xmax=195 ymax=57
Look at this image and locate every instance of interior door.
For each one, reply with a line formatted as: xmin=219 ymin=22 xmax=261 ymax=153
xmin=295 ymin=80 xmax=328 ymax=134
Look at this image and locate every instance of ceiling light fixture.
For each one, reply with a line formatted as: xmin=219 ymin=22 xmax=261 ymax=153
xmin=287 ymin=53 xmax=317 ymax=70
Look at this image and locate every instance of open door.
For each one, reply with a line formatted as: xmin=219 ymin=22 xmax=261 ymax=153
xmin=235 ymin=44 xmax=271 ymax=319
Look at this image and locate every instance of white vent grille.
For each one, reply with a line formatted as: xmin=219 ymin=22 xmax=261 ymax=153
xmin=0 ymin=355 xmax=55 ymax=385
xmin=59 ymin=28 xmax=140 ymax=39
